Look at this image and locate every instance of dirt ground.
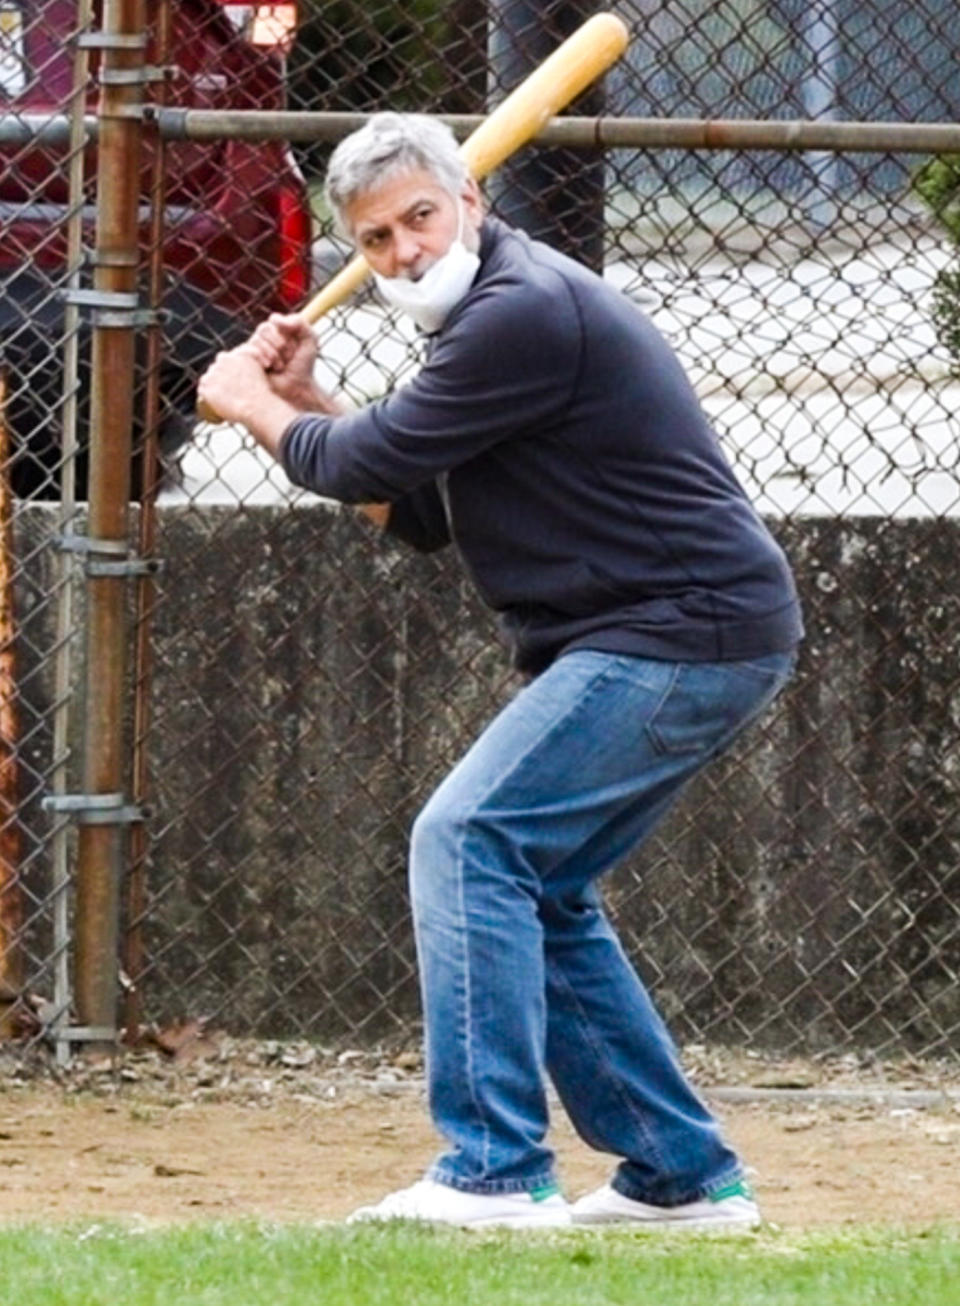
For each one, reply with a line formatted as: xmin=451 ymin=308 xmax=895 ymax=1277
xmin=1 ymin=1040 xmax=959 ymax=1228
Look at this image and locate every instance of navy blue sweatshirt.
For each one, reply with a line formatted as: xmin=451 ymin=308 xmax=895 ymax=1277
xmin=281 ymin=218 xmax=803 ymax=675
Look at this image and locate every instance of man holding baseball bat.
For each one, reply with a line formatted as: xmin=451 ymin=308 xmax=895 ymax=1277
xmin=199 ymin=112 xmax=803 ymax=1230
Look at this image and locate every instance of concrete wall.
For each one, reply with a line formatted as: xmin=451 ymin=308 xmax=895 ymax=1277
xmin=14 ymin=507 xmax=960 ymax=1053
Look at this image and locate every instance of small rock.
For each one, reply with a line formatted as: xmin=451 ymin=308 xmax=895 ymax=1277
xmin=782 ymin=1114 xmax=819 ymax=1132
xmin=280 ymin=1045 xmax=317 ymax=1069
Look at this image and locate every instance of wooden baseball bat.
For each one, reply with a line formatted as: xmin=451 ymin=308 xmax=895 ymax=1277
xmin=197 ymin=11 xmax=629 ymax=422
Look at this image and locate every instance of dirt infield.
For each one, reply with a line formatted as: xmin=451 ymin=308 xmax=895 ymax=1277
xmin=1 ymin=1043 xmax=958 ymax=1227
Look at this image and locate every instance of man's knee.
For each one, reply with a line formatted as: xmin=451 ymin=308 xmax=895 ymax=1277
xmin=410 ymin=788 xmax=466 ymax=887
xmin=410 ymin=784 xmax=518 ymax=903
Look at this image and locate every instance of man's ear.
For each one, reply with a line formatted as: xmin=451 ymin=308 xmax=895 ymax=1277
xmin=461 ymin=177 xmax=485 ymax=228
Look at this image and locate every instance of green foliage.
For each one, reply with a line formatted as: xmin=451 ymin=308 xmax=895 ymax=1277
xmin=931 ymin=266 xmax=960 ymax=367
xmin=0 ymin=1221 xmax=958 ymax=1306
xmin=913 ymin=154 xmax=960 ymax=373
xmin=914 ymin=154 xmax=960 ymax=243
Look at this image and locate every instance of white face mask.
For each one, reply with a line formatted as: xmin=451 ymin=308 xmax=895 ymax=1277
xmin=373 ymin=202 xmax=480 ymax=334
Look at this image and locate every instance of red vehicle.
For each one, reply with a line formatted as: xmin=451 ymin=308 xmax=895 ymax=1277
xmin=0 ymin=0 xmax=311 ymax=497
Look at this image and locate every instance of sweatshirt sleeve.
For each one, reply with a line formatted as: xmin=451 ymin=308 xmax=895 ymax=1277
xmin=385 ymin=481 xmax=451 ymax=553
xmin=278 ymin=274 xmax=581 ymax=503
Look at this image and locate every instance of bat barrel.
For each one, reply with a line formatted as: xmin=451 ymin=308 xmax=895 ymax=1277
xmin=461 ymin=13 xmax=629 ymax=181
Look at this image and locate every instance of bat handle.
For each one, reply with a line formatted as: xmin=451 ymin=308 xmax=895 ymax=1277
xmin=196 ymin=395 xmax=221 ymax=425
xmin=299 ymin=253 xmax=371 ymax=325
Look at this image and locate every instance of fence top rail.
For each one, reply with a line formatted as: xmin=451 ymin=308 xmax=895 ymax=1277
xmin=153 ymin=111 xmax=960 ymax=155
xmin=3 ymin=110 xmax=960 ymax=154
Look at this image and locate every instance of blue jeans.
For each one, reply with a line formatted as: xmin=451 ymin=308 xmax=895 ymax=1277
xmin=409 ymin=648 xmax=795 ymax=1202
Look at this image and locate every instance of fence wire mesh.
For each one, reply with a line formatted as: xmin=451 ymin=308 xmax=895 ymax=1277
xmin=1 ymin=0 xmax=960 ymax=1064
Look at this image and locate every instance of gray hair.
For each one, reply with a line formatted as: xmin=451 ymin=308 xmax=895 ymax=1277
xmin=324 ymin=112 xmax=469 ymax=235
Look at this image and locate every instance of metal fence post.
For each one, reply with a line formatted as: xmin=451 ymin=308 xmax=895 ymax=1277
xmin=123 ymin=0 xmax=173 ymax=1043
xmin=47 ymin=0 xmax=95 ymax=1066
xmin=0 ymin=373 xmax=22 ymax=1036
xmin=72 ymin=0 xmax=147 ymax=1050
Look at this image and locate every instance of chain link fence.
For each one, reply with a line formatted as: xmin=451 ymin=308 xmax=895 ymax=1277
xmin=2 ymin=0 xmax=960 ymax=1064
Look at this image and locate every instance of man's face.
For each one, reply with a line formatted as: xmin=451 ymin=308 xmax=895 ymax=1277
xmin=345 ymin=168 xmax=483 ymax=281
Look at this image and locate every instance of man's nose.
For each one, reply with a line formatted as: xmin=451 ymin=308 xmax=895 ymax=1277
xmin=392 ymin=228 xmax=423 ymax=276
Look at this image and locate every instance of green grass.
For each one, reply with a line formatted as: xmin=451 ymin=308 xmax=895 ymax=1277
xmin=0 ymin=1222 xmax=957 ymax=1306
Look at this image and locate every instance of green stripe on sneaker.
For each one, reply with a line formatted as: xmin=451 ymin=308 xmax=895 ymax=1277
xmin=709 ymin=1178 xmax=753 ymax=1203
xmin=529 ymin=1184 xmax=561 ymax=1203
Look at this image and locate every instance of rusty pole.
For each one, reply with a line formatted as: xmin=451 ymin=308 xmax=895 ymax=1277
xmin=10 ymin=110 xmax=960 ymax=157
xmin=0 ymin=374 xmax=23 ymax=1038
xmin=123 ymin=0 xmax=172 ymax=1042
xmin=141 ymin=109 xmax=960 ymax=156
xmin=73 ymin=0 xmax=147 ymax=1048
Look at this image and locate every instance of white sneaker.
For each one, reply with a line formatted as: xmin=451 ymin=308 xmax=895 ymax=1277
xmin=571 ymin=1178 xmax=761 ymax=1230
xmin=347 ymin=1178 xmax=572 ymax=1229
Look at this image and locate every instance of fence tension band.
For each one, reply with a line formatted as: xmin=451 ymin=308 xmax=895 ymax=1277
xmin=99 ymin=308 xmax=166 ymax=328
xmin=61 ymin=288 xmax=137 ymax=310
xmin=55 ymin=533 xmax=164 ymax=579
xmin=99 ymin=64 xmax=178 ymax=87
xmin=55 ymin=534 xmax=128 ymax=556
xmin=98 ymin=105 xmax=146 ymax=123
xmin=75 ymin=31 xmax=148 ymax=50
xmin=89 ymin=557 xmax=163 ymax=578
xmin=56 ymin=1026 xmax=118 ymax=1044
xmin=42 ymin=792 xmax=148 ymax=826
xmin=85 ymin=250 xmax=140 ymax=270
xmin=58 ymin=288 xmax=166 ymax=329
